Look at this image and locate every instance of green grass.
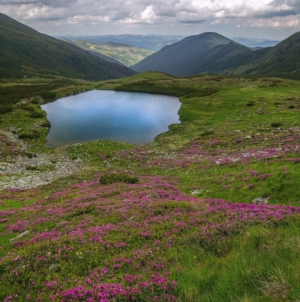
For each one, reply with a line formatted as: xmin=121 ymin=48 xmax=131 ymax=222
xmin=1 ymin=72 xmax=300 ymax=301
xmin=173 ymin=220 xmax=300 ymax=301
xmin=73 ymin=40 xmax=154 ymax=66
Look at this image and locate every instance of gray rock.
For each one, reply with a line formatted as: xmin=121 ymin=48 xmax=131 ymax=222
xmin=49 ymin=263 xmax=59 ymax=272
xmin=10 ymin=230 xmax=30 ymax=242
xmin=252 ymin=196 xmax=271 ymax=205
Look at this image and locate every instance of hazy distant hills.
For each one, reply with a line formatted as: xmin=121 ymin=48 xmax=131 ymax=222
xmin=0 ymin=13 xmax=135 ymax=80
xmin=231 ymin=37 xmax=279 ymax=48
xmin=70 ymin=40 xmax=154 ymax=66
xmin=132 ymin=32 xmax=252 ymax=77
xmin=57 ymin=35 xmax=185 ymax=51
xmin=133 ymin=31 xmax=300 ymax=80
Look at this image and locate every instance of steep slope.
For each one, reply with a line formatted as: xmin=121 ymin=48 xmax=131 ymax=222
xmin=132 ymin=32 xmax=252 ymax=77
xmin=72 ymin=41 xmax=154 ymax=66
xmin=0 ymin=13 xmax=135 ymax=80
xmin=237 ymin=31 xmax=300 ymax=79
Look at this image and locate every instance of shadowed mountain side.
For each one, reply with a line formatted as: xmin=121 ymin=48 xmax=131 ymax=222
xmin=132 ymin=32 xmax=244 ymax=77
xmin=133 ymin=31 xmax=300 ymax=80
xmin=236 ymin=31 xmax=300 ymax=80
xmin=0 ymin=13 xmax=135 ymax=80
xmin=177 ymin=42 xmax=253 ymax=76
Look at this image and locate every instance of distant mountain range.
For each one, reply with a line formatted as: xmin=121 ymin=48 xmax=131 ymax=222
xmin=231 ymin=37 xmax=279 ymax=48
xmin=0 ymin=13 xmax=135 ymax=80
xmin=57 ymin=35 xmax=185 ymax=51
xmin=1 ymin=12 xmax=299 ymax=81
xmin=132 ymin=32 xmax=300 ymax=80
xmin=68 ymin=40 xmax=154 ymax=66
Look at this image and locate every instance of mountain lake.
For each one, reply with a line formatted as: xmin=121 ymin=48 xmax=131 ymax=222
xmin=42 ymin=90 xmax=181 ymax=147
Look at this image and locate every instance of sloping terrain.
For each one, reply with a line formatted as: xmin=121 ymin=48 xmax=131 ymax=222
xmin=133 ymin=31 xmax=300 ymax=80
xmin=0 ymin=13 xmax=135 ymax=80
xmin=1 ymin=72 xmax=300 ymax=300
xmin=236 ymin=31 xmax=300 ymax=80
xmin=132 ymin=32 xmax=252 ymax=77
xmin=72 ymin=40 xmax=154 ymax=66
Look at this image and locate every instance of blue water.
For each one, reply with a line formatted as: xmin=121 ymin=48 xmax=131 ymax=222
xmin=42 ymin=90 xmax=181 ymax=147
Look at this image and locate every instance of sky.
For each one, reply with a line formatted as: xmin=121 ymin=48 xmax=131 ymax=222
xmin=1 ymin=0 xmax=300 ymax=40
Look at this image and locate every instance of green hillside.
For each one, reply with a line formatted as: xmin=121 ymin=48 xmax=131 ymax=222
xmin=0 ymin=13 xmax=135 ymax=80
xmin=236 ymin=31 xmax=300 ymax=80
xmin=132 ymin=32 xmax=251 ymax=77
xmin=133 ymin=31 xmax=300 ymax=80
xmin=73 ymin=40 xmax=154 ymax=66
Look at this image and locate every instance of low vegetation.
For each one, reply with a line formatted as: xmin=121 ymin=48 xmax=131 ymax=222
xmin=73 ymin=40 xmax=154 ymax=66
xmin=0 ymin=13 xmax=135 ymax=80
xmin=1 ymin=72 xmax=300 ymax=301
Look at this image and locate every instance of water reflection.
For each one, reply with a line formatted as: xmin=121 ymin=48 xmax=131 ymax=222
xmin=42 ymin=90 xmax=181 ymax=147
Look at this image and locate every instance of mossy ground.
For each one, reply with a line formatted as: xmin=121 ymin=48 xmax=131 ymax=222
xmin=1 ymin=72 xmax=300 ymax=301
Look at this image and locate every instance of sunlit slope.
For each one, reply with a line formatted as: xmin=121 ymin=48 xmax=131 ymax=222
xmin=73 ymin=40 xmax=154 ymax=66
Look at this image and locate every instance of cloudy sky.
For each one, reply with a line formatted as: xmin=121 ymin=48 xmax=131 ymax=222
xmin=1 ymin=0 xmax=300 ymax=40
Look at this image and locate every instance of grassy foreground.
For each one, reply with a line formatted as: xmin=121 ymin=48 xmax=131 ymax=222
xmin=1 ymin=72 xmax=300 ymax=301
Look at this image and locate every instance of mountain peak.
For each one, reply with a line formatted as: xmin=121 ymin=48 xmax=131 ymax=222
xmin=132 ymin=31 xmax=249 ymax=77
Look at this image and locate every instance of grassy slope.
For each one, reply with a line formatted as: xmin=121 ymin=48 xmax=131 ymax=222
xmin=233 ymin=32 xmax=300 ymax=80
xmin=73 ymin=40 xmax=154 ymax=66
xmin=0 ymin=13 xmax=135 ymax=80
xmin=1 ymin=73 xmax=300 ymax=301
xmin=132 ymin=33 xmax=252 ymax=77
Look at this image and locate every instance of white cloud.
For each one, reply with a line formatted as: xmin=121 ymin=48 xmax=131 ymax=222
xmin=1 ymin=0 xmax=299 ymax=37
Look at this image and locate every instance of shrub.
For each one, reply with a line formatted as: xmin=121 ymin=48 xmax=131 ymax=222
xmin=0 ymin=105 xmax=14 ymax=115
xmin=40 ymin=121 xmax=51 ymax=128
xmin=271 ymin=122 xmax=282 ymax=128
xmin=26 ymin=166 xmax=38 ymax=171
xmin=30 ymin=111 xmax=44 ymax=118
xmin=100 ymin=173 xmax=138 ymax=185
xmin=26 ymin=153 xmax=37 ymax=158
xmin=200 ymin=128 xmax=214 ymax=137
xmin=21 ymin=106 xmax=35 ymax=112
xmin=247 ymin=101 xmax=255 ymax=106
xmin=288 ymin=105 xmax=295 ymax=109
xmin=18 ymin=132 xmax=40 ymax=139
xmin=40 ymin=91 xmax=56 ymax=100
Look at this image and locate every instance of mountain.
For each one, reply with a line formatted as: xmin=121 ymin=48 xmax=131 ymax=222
xmin=71 ymin=40 xmax=154 ymax=66
xmin=57 ymin=35 xmax=185 ymax=51
xmin=132 ymin=31 xmax=300 ymax=80
xmin=236 ymin=31 xmax=300 ymax=79
xmin=0 ymin=13 xmax=135 ymax=80
xmin=132 ymin=32 xmax=252 ymax=77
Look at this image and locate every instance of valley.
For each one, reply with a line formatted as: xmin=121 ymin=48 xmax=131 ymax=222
xmin=69 ymin=40 xmax=154 ymax=66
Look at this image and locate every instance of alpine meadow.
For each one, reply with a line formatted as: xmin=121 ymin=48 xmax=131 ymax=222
xmin=1 ymin=8 xmax=300 ymax=302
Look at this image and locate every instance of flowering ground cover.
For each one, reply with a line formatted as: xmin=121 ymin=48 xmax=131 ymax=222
xmin=1 ymin=72 xmax=300 ymax=301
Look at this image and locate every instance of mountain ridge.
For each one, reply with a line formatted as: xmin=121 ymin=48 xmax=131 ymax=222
xmin=132 ymin=32 xmax=250 ymax=77
xmin=0 ymin=13 xmax=135 ymax=80
xmin=132 ymin=31 xmax=300 ymax=80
